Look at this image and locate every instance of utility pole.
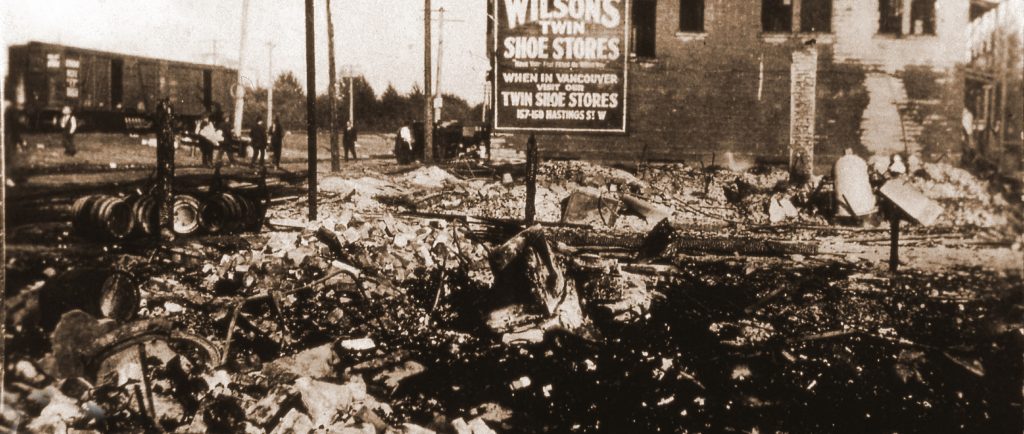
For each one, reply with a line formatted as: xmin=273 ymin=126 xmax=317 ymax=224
xmin=423 ymin=0 xmax=434 ymax=163
xmin=432 ymin=9 xmax=464 ymax=123
xmin=435 ymin=7 xmax=446 ymax=121
xmin=326 ymin=0 xmax=341 ymax=171
xmin=304 ymin=0 xmax=318 ymax=221
xmin=341 ymin=65 xmax=357 ymax=125
xmin=233 ymin=0 xmax=251 ymax=136
xmin=266 ymin=41 xmax=274 ymax=126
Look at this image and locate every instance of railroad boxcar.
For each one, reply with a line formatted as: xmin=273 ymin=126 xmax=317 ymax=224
xmin=5 ymin=41 xmax=237 ymax=132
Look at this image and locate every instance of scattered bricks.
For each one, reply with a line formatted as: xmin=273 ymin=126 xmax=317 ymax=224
xmin=561 ymin=188 xmax=621 ymax=226
xmin=768 ymin=197 xmax=799 ymax=223
xmin=293 ymin=377 xmax=353 ymax=427
xmin=452 ymin=418 xmax=473 ymax=434
xmin=401 ymin=422 xmax=438 ymax=434
xmin=375 ymin=360 xmax=427 ymax=390
xmin=14 ymin=360 xmax=45 ymax=385
xmin=269 ymin=408 xmax=315 ymax=434
xmin=263 ymin=343 xmax=338 ymax=382
xmin=355 ymin=406 xmax=388 ymax=432
xmin=26 ymin=387 xmax=85 ymax=434
xmin=245 ymin=386 xmax=300 ymax=428
xmin=340 ymin=337 xmax=376 ymax=351
xmin=467 ymin=418 xmax=498 ymax=434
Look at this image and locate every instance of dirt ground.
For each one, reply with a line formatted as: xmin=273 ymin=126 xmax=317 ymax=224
xmin=3 ymin=132 xmax=1022 ymax=433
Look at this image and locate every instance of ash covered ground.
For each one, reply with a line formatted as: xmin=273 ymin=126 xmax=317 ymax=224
xmin=4 ymin=134 xmax=1023 ymax=433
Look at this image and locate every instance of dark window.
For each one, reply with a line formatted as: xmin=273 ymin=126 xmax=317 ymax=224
xmin=910 ymin=0 xmax=935 ymax=35
xmin=633 ymin=0 xmax=657 ymax=58
xmin=878 ymin=0 xmax=903 ymax=34
xmin=202 ymin=70 xmax=213 ymax=110
xmin=679 ymin=0 xmax=704 ymax=32
xmin=110 ymin=58 xmax=123 ymax=106
xmin=762 ymin=0 xmax=793 ymax=32
xmin=800 ymin=0 xmax=832 ymax=33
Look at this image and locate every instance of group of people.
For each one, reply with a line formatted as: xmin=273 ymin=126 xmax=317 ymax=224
xmin=193 ymin=114 xmax=285 ymax=169
xmin=2 ymin=102 xmax=367 ymax=170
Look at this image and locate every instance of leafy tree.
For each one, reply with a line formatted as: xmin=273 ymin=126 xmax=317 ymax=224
xmin=340 ymin=76 xmax=378 ymax=129
xmin=270 ymin=71 xmax=307 ymax=131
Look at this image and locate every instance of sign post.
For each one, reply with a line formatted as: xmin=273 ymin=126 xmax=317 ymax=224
xmin=491 ymin=0 xmax=630 ymax=221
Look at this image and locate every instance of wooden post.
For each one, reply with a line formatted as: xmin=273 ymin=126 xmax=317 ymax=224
xmin=155 ymin=101 xmax=176 ymax=240
xmin=305 ymin=0 xmax=318 ymax=221
xmin=326 ymin=0 xmax=340 ymax=172
xmin=525 ymin=134 xmax=538 ymax=224
xmin=424 ymin=0 xmax=434 ymax=163
xmin=889 ymin=212 xmax=900 ymax=273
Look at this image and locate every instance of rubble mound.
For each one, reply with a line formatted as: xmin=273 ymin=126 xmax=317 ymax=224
xmin=539 ymin=160 xmax=648 ymax=193
xmin=403 ymin=165 xmax=459 ymax=189
xmin=905 ymin=162 xmax=1016 ymax=230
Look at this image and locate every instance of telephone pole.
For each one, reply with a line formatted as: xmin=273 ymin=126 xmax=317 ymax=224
xmin=266 ymin=41 xmax=274 ymax=126
xmin=232 ymin=0 xmax=251 ymax=135
xmin=431 ymin=9 xmax=463 ymax=123
xmin=435 ymin=7 xmax=446 ymax=121
xmin=326 ymin=0 xmax=340 ymax=171
xmin=342 ymin=65 xmax=357 ymax=125
xmin=423 ymin=0 xmax=434 ymax=163
xmin=304 ymin=0 xmax=318 ymax=221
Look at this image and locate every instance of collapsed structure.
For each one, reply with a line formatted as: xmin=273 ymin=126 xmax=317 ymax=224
xmin=4 ymin=152 xmax=1022 ymax=432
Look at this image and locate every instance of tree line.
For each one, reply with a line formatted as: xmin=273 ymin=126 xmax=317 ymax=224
xmin=242 ymin=72 xmax=483 ymax=133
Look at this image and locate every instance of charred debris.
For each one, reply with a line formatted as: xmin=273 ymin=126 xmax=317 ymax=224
xmin=4 ymin=154 xmax=1023 ymax=433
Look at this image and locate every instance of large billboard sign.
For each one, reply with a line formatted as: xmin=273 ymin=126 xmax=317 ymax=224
xmin=493 ymin=0 xmax=630 ymax=133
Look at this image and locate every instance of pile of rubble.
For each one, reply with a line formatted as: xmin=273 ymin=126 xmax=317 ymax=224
xmin=4 ymin=155 xmax=1021 ymax=433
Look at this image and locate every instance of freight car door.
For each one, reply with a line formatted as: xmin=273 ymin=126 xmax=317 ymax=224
xmin=203 ymin=70 xmax=213 ymax=110
xmin=111 ymin=59 xmax=124 ymax=107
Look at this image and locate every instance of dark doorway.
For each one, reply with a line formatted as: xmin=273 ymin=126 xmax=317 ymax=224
xmin=110 ymin=58 xmax=124 ymax=107
xmin=203 ymin=70 xmax=213 ymax=110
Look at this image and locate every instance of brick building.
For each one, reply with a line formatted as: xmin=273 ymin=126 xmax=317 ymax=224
xmin=517 ymin=0 xmax=972 ymax=167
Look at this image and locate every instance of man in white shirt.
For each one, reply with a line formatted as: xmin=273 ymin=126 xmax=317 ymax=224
xmin=396 ymin=123 xmax=414 ymax=164
xmin=59 ymin=106 xmax=78 ymax=156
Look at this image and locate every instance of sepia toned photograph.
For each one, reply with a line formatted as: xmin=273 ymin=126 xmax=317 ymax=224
xmin=1 ymin=0 xmax=1022 ymax=432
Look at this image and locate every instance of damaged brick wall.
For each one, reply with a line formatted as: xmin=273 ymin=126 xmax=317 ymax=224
xmin=527 ymin=0 xmax=964 ymax=163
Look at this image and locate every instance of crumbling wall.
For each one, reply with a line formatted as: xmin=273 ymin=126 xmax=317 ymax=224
xmin=527 ymin=0 xmax=961 ymax=164
xmin=898 ymin=65 xmax=966 ymax=156
xmin=831 ymin=0 xmax=969 ymax=70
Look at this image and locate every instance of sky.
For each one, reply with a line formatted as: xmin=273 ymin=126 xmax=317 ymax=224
xmin=1 ymin=0 xmax=490 ymax=103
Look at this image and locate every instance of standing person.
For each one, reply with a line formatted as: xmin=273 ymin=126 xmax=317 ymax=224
xmin=396 ymin=121 xmax=413 ymax=164
xmin=250 ymin=118 xmax=268 ymax=167
xmin=59 ymin=106 xmax=78 ymax=156
xmin=214 ymin=120 xmax=238 ymax=166
xmin=195 ymin=114 xmax=219 ymax=167
xmin=269 ymin=117 xmax=285 ymax=169
xmin=4 ymin=101 xmax=23 ymax=161
xmin=343 ymin=121 xmax=358 ymax=160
